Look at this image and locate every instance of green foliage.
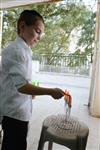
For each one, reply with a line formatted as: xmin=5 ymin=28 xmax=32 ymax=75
xmin=2 ymin=0 xmax=96 ymax=66
xmin=2 ymin=8 xmax=24 ymax=47
xmin=76 ymin=12 xmax=96 ymax=55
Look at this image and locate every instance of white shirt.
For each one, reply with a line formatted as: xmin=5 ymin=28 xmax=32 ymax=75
xmin=0 ymin=37 xmax=33 ymax=121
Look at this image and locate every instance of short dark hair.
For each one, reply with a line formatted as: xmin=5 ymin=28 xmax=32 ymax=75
xmin=17 ymin=10 xmax=44 ymax=34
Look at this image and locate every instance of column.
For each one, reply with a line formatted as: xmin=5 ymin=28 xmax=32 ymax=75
xmin=89 ymin=1 xmax=100 ymax=117
xmin=0 ymin=10 xmax=3 ymax=54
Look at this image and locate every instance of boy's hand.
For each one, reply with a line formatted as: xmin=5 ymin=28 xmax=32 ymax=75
xmin=51 ymin=88 xmax=64 ymax=99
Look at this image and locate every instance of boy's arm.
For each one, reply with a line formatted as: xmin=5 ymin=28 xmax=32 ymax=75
xmin=18 ymin=83 xmax=64 ymax=99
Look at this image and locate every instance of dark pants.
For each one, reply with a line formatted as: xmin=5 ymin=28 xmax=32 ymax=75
xmin=1 ymin=116 xmax=29 ymax=150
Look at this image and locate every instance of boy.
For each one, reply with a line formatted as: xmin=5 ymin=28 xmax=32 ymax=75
xmin=0 ymin=10 xmax=65 ymax=150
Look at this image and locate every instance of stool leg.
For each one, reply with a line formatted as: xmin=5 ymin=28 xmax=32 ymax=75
xmin=48 ymin=141 xmax=53 ymax=150
xmin=38 ymin=140 xmax=45 ymax=150
xmin=0 ymin=130 xmax=2 ymax=144
xmin=78 ymin=136 xmax=88 ymax=150
xmin=37 ymin=135 xmax=45 ymax=150
xmin=37 ymin=127 xmax=46 ymax=150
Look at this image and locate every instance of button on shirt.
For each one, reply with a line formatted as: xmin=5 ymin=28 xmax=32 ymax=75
xmin=0 ymin=37 xmax=33 ymax=121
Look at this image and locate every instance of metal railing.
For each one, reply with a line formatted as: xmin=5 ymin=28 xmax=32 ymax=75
xmin=32 ymin=53 xmax=92 ymax=76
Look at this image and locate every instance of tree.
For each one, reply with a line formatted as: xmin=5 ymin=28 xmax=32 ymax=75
xmin=76 ymin=12 xmax=96 ymax=56
xmin=2 ymin=0 xmax=96 ymax=66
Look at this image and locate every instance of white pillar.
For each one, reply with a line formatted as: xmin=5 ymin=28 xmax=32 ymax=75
xmin=89 ymin=1 xmax=100 ymax=118
xmin=0 ymin=10 xmax=3 ymax=54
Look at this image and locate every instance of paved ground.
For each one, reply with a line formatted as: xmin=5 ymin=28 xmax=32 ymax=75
xmin=0 ymin=72 xmax=99 ymax=150
xmin=27 ymin=72 xmax=100 ymax=150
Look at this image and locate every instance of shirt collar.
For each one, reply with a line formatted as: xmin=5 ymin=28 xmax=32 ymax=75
xmin=16 ymin=36 xmax=33 ymax=56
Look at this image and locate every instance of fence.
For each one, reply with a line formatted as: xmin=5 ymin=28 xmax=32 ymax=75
xmin=32 ymin=53 xmax=92 ymax=76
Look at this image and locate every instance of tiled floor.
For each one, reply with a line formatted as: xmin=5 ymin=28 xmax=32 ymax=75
xmin=0 ymin=73 xmax=100 ymax=150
